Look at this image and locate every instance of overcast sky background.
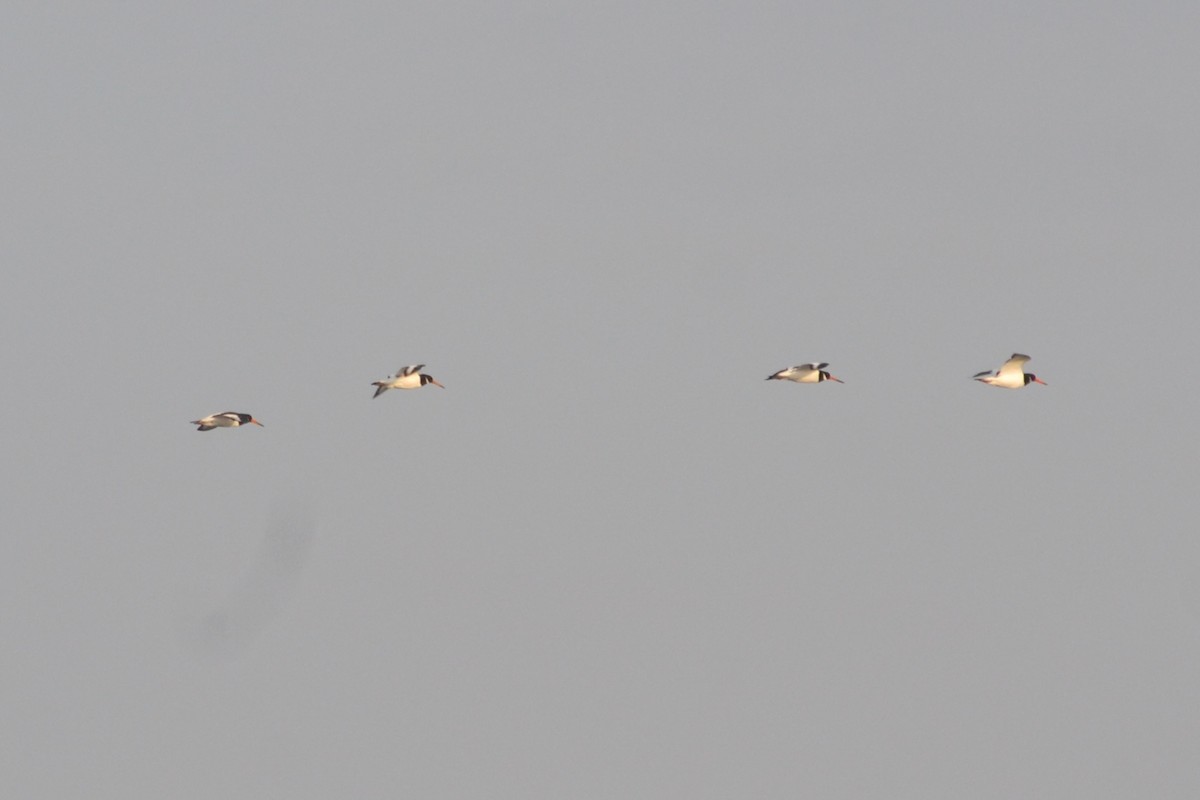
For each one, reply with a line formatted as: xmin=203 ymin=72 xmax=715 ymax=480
xmin=3 ymin=2 xmax=1199 ymax=797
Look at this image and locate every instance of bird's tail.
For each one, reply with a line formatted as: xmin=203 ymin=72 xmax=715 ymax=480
xmin=371 ymin=382 xmax=389 ymax=399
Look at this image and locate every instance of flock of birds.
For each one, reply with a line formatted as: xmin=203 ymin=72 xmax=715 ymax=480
xmin=188 ymin=353 xmax=1047 ymax=431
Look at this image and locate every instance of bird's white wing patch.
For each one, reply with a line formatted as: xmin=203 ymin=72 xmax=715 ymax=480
xmin=997 ymin=354 xmax=1030 ymax=377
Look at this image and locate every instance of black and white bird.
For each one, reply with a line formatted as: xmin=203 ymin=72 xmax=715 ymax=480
xmin=972 ymin=353 xmax=1047 ymax=389
xmin=191 ymin=412 xmax=264 ymax=431
xmin=766 ymin=363 xmax=844 ymax=384
xmin=371 ymin=364 xmax=445 ymax=398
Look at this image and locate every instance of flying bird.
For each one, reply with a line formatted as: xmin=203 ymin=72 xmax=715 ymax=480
xmin=371 ymin=364 xmax=445 ymax=398
xmin=972 ymin=353 xmax=1047 ymax=389
xmin=191 ymin=412 xmax=264 ymax=431
xmin=766 ymin=363 xmax=844 ymax=384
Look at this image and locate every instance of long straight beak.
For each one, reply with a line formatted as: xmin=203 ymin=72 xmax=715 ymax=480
xmin=431 ymin=379 xmax=446 ymax=389
xmin=251 ymin=418 xmax=265 ymax=426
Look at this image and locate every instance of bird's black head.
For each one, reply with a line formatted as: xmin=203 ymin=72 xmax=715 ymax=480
xmin=1024 ymin=374 xmax=1047 ymax=386
xmin=421 ymin=374 xmax=446 ymax=388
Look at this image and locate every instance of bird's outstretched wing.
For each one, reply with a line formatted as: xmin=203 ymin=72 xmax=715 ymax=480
xmin=997 ymin=354 xmax=1031 ymax=378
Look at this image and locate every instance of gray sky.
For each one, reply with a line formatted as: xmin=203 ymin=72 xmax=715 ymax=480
xmin=3 ymin=2 xmax=1199 ymax=797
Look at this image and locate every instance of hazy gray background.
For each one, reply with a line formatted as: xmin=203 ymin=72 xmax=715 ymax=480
xmin=3 ymin=2 xmax=1198 ymax=797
